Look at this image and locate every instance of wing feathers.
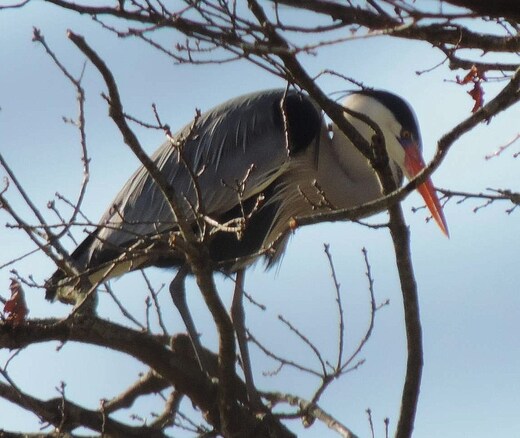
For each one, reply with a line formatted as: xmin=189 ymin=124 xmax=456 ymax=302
xmin=47 ymin=89 xmax=323 ymax=299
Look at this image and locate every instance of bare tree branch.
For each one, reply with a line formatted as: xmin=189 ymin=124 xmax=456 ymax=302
xmin=265 ymin=392 xmax=359 ymax=438
xmin=0 ymin=379 xmax=168 ymax=437
xmin=2 ymin=1 xmax=519 ymax=436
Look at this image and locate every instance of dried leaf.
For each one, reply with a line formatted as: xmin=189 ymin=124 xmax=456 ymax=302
xmin=468 ymin=82 xmax=484 ymax=113
xmin=3 ymin=279 xmax=28 ymax=325
xmin=456 ymin=65 xmax=479 ymax=85
xmin=455 ymin=65 xmax=486 ymax=113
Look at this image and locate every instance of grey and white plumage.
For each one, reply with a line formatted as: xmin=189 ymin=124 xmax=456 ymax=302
xmin=46 ymin=88 xmax=447 ymax=302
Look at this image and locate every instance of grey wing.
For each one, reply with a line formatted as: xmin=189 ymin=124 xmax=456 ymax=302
xmin=87 ymin=89 xmax=322 ymax=262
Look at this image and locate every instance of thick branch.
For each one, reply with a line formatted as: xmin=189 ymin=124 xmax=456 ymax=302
xmin=444 ymin=0 xmax=520 ymax=22
xmin=278 ymin=0 xmax=520 ymax=52
xmin=0 ymin=380 xmax=167 ymax=437
xmin=386 ymin=206 xmax=423 ymax=438
xmin=0 ymin=317 xmax=218 ymax=421
xmin=0 ymin=317 xmax=292 ymax=437
xmin=102 ymin=369 xmax=168 ymax=414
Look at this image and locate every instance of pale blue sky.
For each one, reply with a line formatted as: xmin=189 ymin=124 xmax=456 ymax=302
xmin=1 ymin=2 xmax=520 ymax=437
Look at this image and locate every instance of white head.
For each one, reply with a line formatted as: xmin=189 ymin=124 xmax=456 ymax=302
xmin=335 ymin=90 xmax=449 ymax=236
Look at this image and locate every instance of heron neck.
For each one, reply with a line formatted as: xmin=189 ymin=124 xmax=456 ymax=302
xmin=314 ymin=130 xmax=383 ymax=210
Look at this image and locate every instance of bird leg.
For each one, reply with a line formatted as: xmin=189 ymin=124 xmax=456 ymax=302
xmin=231 ymin=269 xmax=264 ymax=409
xmin=169 ymin=264 xmax=208 ymax=373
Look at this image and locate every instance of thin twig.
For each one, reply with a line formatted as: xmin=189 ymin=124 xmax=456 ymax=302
xmin=104 ymin=283 xmax=145 ymax=330
xmin=484 ymin=132 xmax=520 ymax=160
xmin=323 ymin=244 xmax=345 ymax=370
xmin=33 ymin=27 xmax=91 ymax=240
xmin=141 ymin=270 xmax=169 ymax=336
xmin=278 ymin=314 xmax=328 ymax=377
xmin=247 ymin=331 xmax=322 ymax=377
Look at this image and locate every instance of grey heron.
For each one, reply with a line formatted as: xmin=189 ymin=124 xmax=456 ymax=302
xmin=46 ymin=88 xmax=448 ymax=405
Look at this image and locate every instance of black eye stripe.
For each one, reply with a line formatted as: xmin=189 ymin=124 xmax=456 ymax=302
xmin=355 ymin=89 xmax=421 ymax=146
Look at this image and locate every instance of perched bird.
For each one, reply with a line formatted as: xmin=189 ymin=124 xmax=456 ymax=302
xmin=46 ymin=88 xmax=448 ymax=404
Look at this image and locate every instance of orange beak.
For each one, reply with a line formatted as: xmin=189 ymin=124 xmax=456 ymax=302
xmin=403 ymin=142 xmax=449 ymax=237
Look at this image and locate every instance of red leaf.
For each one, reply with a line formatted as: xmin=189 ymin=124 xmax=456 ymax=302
xmin=456 ymin=65 xmax=479 ymax=85
xmin=468 ymin=82 xmax=484 ymax=113
xmin=455 ymin=65 xmax=486 ymax=113
xmin=3 ymin=279 xmax=28 ymax=325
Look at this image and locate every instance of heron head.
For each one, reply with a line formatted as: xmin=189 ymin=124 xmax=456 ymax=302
xmin=342 ymin=90 xmax=449 ymax=236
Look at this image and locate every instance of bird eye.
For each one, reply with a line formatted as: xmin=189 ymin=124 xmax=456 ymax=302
xmin=401 ymin=129 xmax=412 ymax=140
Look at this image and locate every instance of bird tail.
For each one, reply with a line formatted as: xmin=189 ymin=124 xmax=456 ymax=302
xmin=44 ymin=269 xmax=83 ymax=304
xmin=45 ymin=231 xmax=157 ymax=304
xmin=44 ymin=232 xmax=99 ymax=304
